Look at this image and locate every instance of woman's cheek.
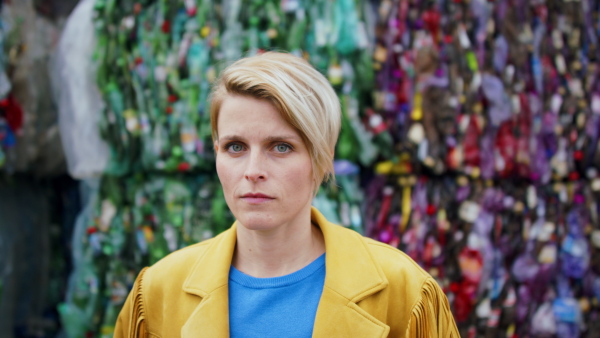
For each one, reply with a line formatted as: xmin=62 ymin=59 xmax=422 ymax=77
xmin=286 ymin=162 xmax=313 ymax=190
xmin=216 ymin=158 xmax=232 ymax=188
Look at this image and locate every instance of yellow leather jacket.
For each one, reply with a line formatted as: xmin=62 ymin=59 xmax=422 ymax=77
xmin=115 ymin=207 xmax=459 ymax=337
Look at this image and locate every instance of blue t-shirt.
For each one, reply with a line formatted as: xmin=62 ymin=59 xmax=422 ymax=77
xmin=228 ymin=254 xmax=326 ymax=338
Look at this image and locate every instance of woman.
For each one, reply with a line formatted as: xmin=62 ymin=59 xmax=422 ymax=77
xmin=115 ymin=52 xmax=459 ymax=337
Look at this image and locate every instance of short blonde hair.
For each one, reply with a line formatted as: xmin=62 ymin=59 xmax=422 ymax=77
xmin=210 ymin=52 xmax=341 ymax=190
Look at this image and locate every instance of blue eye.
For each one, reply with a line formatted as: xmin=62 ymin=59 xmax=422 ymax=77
xmin=275 ymin=144 xmax=291 ymax=153
xmin=227 ymin=143 xmax=244 ymax=153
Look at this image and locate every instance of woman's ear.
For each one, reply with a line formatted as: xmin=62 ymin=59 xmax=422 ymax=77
xmin=214 ymin=140 xmax=219 ymax=153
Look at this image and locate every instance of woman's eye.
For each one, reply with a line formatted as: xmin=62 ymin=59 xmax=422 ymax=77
xmin=228 ymin=144 xmax=244 ymax=152
xmin=275 ymin=144 xmax=291 ymax=153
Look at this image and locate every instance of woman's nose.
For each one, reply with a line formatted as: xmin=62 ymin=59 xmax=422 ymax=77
xmin=244 ymin=151 xmax=267 ymax=182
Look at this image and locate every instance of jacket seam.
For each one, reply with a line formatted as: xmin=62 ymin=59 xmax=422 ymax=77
xmin=351 ymin=281 xmax=387 ymax=303
xmin=185 ymin=282 xmax=227 ymax=296
xmin=324 ymin=285 xmax=387 ymax=327
xmin=212 ymin=283 xmax=228 ymax=293
xmin=322 ymin=257 xmax=386 ymax=303
xmin=324 ymin=284 xmax=351 ymax=302
xmin=191 ymin=282 xmax=227 ymax=301
xmin=347 ymin=302 xmax=389 ymax=333
xmin=141 ymin=268 xmax=154 ymax=337
xmin=324 ymin=283 xmax=386 ymax=306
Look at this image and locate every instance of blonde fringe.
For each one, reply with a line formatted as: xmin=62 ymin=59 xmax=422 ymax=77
xmin=405 ymin=278 xmax=459 ymax=337
xmin=130 ymin=267 xmax=149 ymax=338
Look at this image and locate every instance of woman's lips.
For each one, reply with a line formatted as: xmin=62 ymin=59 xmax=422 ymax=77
xmin=241 ymin=193 xmax=275 ymax=204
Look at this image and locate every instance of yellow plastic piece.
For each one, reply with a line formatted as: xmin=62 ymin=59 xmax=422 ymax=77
xmin=375 ymin=161 xmax=394 ymax=175
xmin=412 ymin=93 xmax=423 ymax=121
xmin=200 ymin=26 xmax=211 ymax=38
xmin=400 ymin=186 xmax=411 ymax=232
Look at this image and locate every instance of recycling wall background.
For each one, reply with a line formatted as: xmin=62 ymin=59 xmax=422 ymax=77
xmin=1 ymin=0 xmax=600 ymax=337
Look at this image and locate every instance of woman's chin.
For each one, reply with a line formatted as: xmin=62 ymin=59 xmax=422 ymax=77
xmin=235 ymin=213 xmax=279 ymax=232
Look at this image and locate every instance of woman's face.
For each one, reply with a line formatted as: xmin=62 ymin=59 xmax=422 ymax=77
xmin=215 ymin=95 xmax=314 ymax=233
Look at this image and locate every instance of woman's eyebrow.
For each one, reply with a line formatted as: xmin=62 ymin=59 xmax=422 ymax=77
xmin=219 ymin=135 xmax=301 ymax=142
xmin=219 ymin=135 xmax=245 ymax=142
xmin=263 ymin=135 xmax=302 ymax=143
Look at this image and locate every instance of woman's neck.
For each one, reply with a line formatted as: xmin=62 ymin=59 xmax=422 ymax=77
xmin=232 ymin=215 xmax=325 ymax=278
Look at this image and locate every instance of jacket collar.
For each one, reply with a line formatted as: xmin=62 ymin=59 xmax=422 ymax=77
xmin=181 ymin=207 xmax=390 ymax=337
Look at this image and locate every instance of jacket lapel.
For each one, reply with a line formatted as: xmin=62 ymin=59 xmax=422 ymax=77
xmin=313 ymin=288 xmax=390 ymax=337
xmin=311 ymin=208 xmax=391 ymax=337
xmin=181 ymin=223 xmax=238 ymax=338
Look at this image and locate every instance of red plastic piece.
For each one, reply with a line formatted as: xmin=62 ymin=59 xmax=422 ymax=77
xmin=177 ymin=162 xmax=191 ymax=171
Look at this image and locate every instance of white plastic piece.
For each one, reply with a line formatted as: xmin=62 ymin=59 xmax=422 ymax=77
xmin=52 ymin=0 xmax=109 ymax=179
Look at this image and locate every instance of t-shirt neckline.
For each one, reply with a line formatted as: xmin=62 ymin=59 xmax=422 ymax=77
xmin=229 ymin=253 xmax=326 ymax=289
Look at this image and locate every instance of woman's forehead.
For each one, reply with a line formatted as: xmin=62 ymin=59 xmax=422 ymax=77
xmin=216 ymin=95 xmax=301 ymax=139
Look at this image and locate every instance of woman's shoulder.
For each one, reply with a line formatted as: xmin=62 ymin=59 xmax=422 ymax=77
xmin=142 ymin=230 xmax=226 ymax=286
xmin=325 ymin=221 xmax=432 ymax=287
xmin=149 ymin=239 xmax=213 ymax=273
xmin=360 ymin=235 xmax=432 ymax=285
xmin=321 ymin=219 xmax=432 ymax=286
xmin=115 ymin=232 xmax=231 ymax=336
